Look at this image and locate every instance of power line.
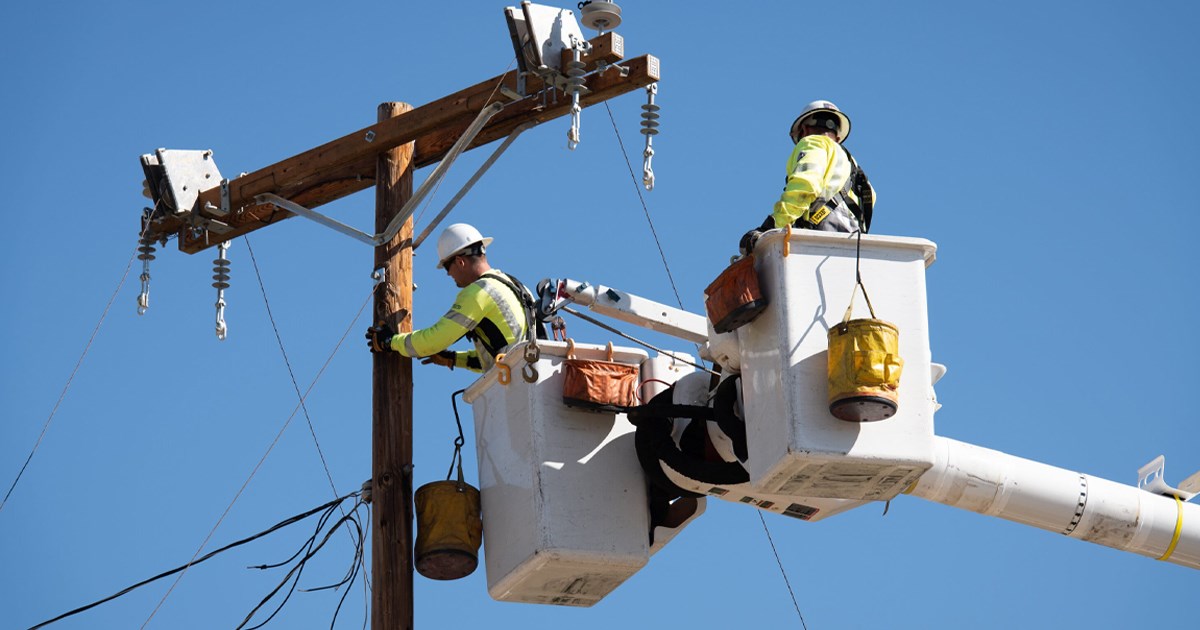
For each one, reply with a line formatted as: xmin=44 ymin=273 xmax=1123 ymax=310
xmin=238 ymin=496 xmax=369 ymax=629
xmin=561 ymin=307 xmax=716 ymax=375
xmin=602 ymin=95 xmax=807 ymax=628
xmin=245 ymin=237 xmax=343 ymax=512
xmin=758 ymin=511 xmax=810 ymax=629
xmin=244 ymin=236 xmax=376 ymax=599
xmin=602 ymin=101 xmax=687 ymax=312
xmin=28 ymin=492 xmax=363 ymax=630
xmin=2 ymin=241 xmax=140 ymax=515
xmin=141 ymin=241 xmax=377 ymax=627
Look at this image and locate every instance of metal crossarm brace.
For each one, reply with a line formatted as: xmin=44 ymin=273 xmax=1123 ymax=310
xmin=255 ymin=102 xmax=507 ymax=248
xmin=412 ymin=121 xmax=538 ymax=251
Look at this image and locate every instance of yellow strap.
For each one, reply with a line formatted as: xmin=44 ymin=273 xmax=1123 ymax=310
xmin=1157 ymin=493 xmax=1184 ymax=561
xmin=783 ymin=224 xmax=792 ymax=257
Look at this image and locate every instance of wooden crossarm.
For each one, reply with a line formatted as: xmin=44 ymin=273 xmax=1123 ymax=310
xmin=172 ymin=36 xmax=652 ymax=254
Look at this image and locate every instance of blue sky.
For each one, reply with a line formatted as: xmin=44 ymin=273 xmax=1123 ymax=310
xmin=2 ymin=1 xmax=1197 ymax=628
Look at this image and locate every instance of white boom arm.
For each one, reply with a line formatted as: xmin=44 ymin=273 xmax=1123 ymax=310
xmin=911 ymin=437 xmax=1199 ymax=569
xmin=537 ymin=278 xmax=709 ymax=344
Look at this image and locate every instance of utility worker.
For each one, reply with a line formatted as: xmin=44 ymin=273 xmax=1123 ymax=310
xmin=741 ymin=100 xmax=875 ymax=253
xmin=366 ymin=223 xmax=539 ymax=372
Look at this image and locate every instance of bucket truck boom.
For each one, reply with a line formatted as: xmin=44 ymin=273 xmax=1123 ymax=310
xmin=529 ymin=228 xmax=1200 ymax=574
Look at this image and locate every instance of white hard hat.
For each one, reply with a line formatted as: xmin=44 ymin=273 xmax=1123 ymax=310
xmin=435 ymin=223 xmax=493 ymax=269
xmin=789 ymin=100 xmax=851 ymax=144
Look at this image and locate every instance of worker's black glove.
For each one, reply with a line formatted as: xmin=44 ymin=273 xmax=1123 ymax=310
xmin=420 ymin=350 xmax=457 ymax=370
xmin=366 ymin=322 xmax=397 ymax=353
xmin=739 ymin=229 xmax=764 ymax=256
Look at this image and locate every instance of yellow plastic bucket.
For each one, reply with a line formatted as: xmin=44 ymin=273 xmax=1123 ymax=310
xmin=827 ymin=318 xmax=903 ymax=422
xmin=414 ymin=479 xmax=483 ymax=580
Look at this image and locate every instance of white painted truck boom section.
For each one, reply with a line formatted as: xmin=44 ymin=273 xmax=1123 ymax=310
xmin=537 ymin=277 xmax=710 ymax=344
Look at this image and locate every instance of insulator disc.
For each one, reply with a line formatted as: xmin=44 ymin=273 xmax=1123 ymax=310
xmin=580 ymin=1 xmax=622 ymax=31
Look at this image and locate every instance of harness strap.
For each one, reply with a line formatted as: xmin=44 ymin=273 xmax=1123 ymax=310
xmin=842 ymin=146 xmax=874 ymax=233
xmin=482 ymin=270 xmax=546 ymax=343
xmin=804 ymin=146 xmax=873 ymax=233
xmin=711 ymin=374 xmax=748 ymax=462
xmin=631 ymin=389 xmax=750 ymax=488
xmin=627 ymin=403 xmax=716 ymax=423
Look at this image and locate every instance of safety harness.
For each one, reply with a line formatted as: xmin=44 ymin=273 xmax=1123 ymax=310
xmin=756 ymin=146 xmax=874 ymax=235
xmin=802 ymin=145 xmax=874 ymax=233
xmin=462 ymin=271 xmax=547 ymax=366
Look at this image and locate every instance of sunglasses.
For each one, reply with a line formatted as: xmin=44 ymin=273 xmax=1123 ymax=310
xmin=801 ymin=116 xmax=840 ymax=131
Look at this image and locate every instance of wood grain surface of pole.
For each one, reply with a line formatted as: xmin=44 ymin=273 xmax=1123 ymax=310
xmin=372 ymin=101 xmax=415 ymax=630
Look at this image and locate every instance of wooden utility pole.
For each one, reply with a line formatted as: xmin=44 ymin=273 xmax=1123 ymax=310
xmin=372 ymin=102 xmax=416 ymax=630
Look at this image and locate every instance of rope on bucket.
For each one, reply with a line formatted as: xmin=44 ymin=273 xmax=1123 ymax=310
xmin=448 ymin=388 xmax=468 ymax=487
xmin=840 ymin=228 xmax=877 ymax=326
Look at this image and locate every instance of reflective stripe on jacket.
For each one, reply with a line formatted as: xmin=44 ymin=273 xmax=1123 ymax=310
xmin=771 ymin=135 xmax=875 ymax=231
xmin=390 ymin=270 xmax=528 ymax=372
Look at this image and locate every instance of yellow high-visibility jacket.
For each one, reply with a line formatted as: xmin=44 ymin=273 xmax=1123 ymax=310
xmin=771 ymin=135 xmax=875 ymax=231
xmin=389 ymin=269 xmax=529 ymax=372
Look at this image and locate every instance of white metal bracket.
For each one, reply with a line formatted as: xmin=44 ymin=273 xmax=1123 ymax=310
xmin=139 ymin=148 xmax=223 ymax=217
xmin=1137 ymin=455 xmax=1200 ymax=501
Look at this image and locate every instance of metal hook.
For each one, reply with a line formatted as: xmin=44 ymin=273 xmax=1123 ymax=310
xmin=640 ymin=83 xmax=660 ymax=191
xmin=212 ymin=240 xmax=231 ymax=341
xmin=495 ymin=353 xmax=512 ymax=386
xmin=521 ymin=363 xmax=538 ymax=383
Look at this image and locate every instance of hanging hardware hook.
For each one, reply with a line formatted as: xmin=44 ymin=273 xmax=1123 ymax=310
xmin=521 ymin=340 xmax=540 ymax=383
xmin=564 ymin=38 xmax=592 ymax=150
xmin=447 ymin=389 xmax=468 ymax=481
xmin=136 ymin=232 xmax=156 ymax=316
xmin=640 ymin=83 xmax=659 ymax=190
xmin=212 ymin=240 xmax=231 ymax=340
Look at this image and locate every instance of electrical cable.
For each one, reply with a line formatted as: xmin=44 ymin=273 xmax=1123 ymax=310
xmin=602 ymin=101 xmax=686 ymax=311
xmin=561 ymin=307 xmax=716 ymax=376
xmin=757 ymin=511 xmax=809 ymax=630
xmin=604 ymin=98 xmax=809 ymax=628
xmin=140 ymin=245 xmax=377 ymax=627
xmin=237 ymin=497 xmax=368 ymax=629
xmin=245 ymin=237 xmax=342 ymax=505
xmin=1 ymin=230 xmax=146 ymax=515
xmin=244 ymin=235 xmax=379 ymax=603
xmin=27 ymin=492 xmax=361 ymax=629
xmin=602 ymin=101 xmax=708 ymax=365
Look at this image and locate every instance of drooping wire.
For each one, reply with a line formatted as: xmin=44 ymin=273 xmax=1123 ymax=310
xmin=757 ymin=511 xmax=809 ymax=630
xmin=604 ymin=96 xmax=808 ymax=628
xmin=560 ymin=307 xmax=716 ymax=375
xmin=244 ymin=237 xmax=343 ymax=516
xmin=602 ymin=101 xmax=706 ymax=363
xmin=2 ymin=225 xmax=149 ymax=515
xmin=243 ymin=236 xmax=375 ymax=597
xmin=140 ymin=249 xmax=378 ymax=628
xmin=602 ymin=102 xmax=685 ymax=310
xmin=27 ymin=492 xmax=362 ymax=630
xmin=237 ymin=496 xmax=370 ymax=629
